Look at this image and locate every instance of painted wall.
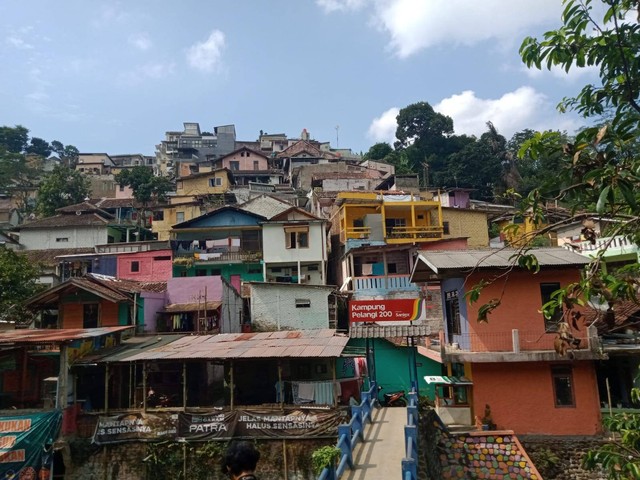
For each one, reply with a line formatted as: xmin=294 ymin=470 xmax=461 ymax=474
xmin=60 ymin=297 xmax=122 ymax=329
xmin=117 ymin=249 xmax=173 ymax=281
xmin=441 ymin=208 xmax=489 ymax=248
xmin=262 ymin=221 xmax=326 ymax=263
xmin=175 ymin=171 xmax=230 ymax=197
xmin=349 ymin=338 xmax=442 ymax=400
xmin=141 ymin=292 xmax=166 ymax=333
xmin=471 ymin=361 xmax=602 ymax=435
xmin=20 ymin=226 xmax=108 ymax=250
xmin=440 ymin=277 xmax=471 ymax=349
xmin=220 ymin=150 xmax=268 ymax=170
xmin=173 ymin=263 xmax=263 ymax=283
xmin=153 ymin=203 xmax=202 ymax=241
xmin=221 ymin=280 xmax=243 ymax=333
xmin=250 ymin=284 xmax=332 ymax=331
xmin=166 ymin=276 xmax=223 ymax=304
xmin=174 ymin=209 xmax=260 ymax=230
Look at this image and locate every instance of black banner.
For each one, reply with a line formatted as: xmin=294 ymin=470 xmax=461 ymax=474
xmin=93 ymin=413 xmax=178 ymax=445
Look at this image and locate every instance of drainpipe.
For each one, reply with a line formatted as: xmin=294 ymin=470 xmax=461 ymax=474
xmin=132 ymin=293 xmax=138 ymax=332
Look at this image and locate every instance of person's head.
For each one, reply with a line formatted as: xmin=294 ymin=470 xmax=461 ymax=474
xmin=221 ymin=441 xmax=260 ymax=478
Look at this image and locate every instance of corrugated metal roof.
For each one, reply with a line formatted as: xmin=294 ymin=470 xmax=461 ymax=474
xmin=0 ymin=326 xmax=133 ymax=345
xmin=415 ymin=247 xmax=590 ymax=275
xmin=73 ymin=334 xmax=186 ymax=364
xmin=349 ymin=324 xmax=431 ymax=338
xmin=116 ymin=329 xmax=349 ymax=362
xmin=162 ymin=301 xmax=221 ymax=313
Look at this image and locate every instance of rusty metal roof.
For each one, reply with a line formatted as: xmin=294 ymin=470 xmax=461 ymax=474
xmin=162 ymin=301 xmax=221 ymax=313
xmin=0 ymin=326 xmax=133 ymax=345
xmin=117 ymin=329 xmax=349 ymax=362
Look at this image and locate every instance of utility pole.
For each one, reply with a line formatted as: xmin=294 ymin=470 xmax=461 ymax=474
xmin=335 ymin=125 xmax=340 ymax=149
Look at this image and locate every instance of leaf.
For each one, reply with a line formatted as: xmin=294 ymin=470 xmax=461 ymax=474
xmin=596 ymin=185 xmax=611 ymax=213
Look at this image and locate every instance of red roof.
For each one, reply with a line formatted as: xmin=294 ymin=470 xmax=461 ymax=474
xmin=0 ymin=326 xmax=133 ymax=345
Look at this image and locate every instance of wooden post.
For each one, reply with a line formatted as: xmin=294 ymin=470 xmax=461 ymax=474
xmin=129 ymin=363 xmax=133 ymax=408
xmin=332 ymin=358 xmax=337 ymax=406
xmin=230 ymin=361 xmax=235 ymax=409
xmin=142 ymin=362 xmax=147 ymax=411
xmin=104 ymin=364 xmax=110 ymax=413
xmin=20 ymin=347 xmax=28 ymax=405
xmin=278 ymin=362 xmax=283 ymax=406
xmin=56 ymin=345 xmax=68 ymax=409
xmin=283 ymin=439 xmax=288 ymax=480
xmin=183 ymin=362 xmax=187 ymax=408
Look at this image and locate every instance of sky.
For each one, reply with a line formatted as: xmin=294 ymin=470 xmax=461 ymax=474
xmin=0 ymin=0 xmax=601 ymax=156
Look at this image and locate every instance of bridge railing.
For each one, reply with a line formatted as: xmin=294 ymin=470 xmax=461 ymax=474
xmin=317 ymin=381 xmax=378 ymax=480
xmin=401 ymin=390 xmax=419 ymax=480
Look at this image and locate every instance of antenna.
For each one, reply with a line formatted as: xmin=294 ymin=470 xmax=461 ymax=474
xmin=335 ymin=125 xmax=339 ymax=148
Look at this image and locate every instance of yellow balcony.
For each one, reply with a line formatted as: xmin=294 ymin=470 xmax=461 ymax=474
xmin=340 ymin=227 xmax=372 ymax=243
xmin=385 ymin=225 xmax=444 ymax=243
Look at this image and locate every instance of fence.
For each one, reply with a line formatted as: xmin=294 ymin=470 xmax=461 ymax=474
xmin=402 ymin=391 xmax=419 ymax=480
xmin=446 ymin=330 xmax=590 ymax=353
xmin=353 ymin=275 xmax=420 ymax=292
xmin=317 ymin=381 xmax=377 ymax=480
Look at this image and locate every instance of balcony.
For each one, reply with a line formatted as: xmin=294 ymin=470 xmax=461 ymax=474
xmin=432 ymin=328 xmax=601 ymax=362
xmin=345 ymin=274 xmax=420 ymax=296
xmin=173 ymin=250 xmax=261 ymax=264
xmin=341 ymin=227 xmax=371 ymax=243
xmin=564 ymin=235 xmax=639 ymax=258
xmin=385 ymin=225 xmax=444 ymax=244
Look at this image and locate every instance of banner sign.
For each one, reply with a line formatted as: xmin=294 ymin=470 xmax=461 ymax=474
xmin=92 ymin=413 xmax=178 ymax=445
xmin=0 ymin=411 xmax=62 ymax=478
xmin=179 ymin=409 xmax=346 ymax=440
xmin=349 ymin=298 xmax=429 ymax=323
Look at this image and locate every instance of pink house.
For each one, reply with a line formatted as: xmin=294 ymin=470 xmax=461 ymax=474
xmin=217 ymin=147 xmax=269 ymax=171
xmin=117 ymin=249 xmax=173 ymax=281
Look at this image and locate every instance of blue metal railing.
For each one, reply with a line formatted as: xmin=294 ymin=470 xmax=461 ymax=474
xmin=317 ymin=381 xmax=378 ymax=480
xmin=401 ymin=390 xmax=419 ymax=480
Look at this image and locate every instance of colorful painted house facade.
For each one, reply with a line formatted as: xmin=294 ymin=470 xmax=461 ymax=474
xmin=411 ymin=248 xmax=603 ymax=436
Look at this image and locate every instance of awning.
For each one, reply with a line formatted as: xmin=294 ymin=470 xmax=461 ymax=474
xmin=162 ymin=301 xmax=222 ymax=313
xmin=0 ymin=326 xmax=134 ymax=346
xmin=424 ymin=375 xmax=473 ymax=386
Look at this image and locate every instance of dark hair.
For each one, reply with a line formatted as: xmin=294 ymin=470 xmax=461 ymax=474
xmin=221 ymin=441 xmax=260 ymax=476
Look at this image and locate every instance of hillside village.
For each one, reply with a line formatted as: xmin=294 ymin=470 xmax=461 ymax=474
xmin=0 ymin=121 xmax=638 ymax=479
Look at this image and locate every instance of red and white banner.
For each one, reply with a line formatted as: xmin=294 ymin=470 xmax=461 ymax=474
xmin=349 ymin=298 xmax=429 ymax=323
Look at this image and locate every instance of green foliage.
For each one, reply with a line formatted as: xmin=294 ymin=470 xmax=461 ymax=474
xmin=0 ymin=246 xmax=43 ymax=324
xmin=530 ymin=447 xmax=562 ymax=478
xmin=311 ymin=445 xmax=341 ymax=475
xmin=36 ymin=165 xmax=91 ymax=217
xmin=0 ymin=125 xmax=29 ymax=153
xmin=145 ymin=441 xmax=226 ymax=480
xmin=115 ymin=166 xmax=172 ymax=206
xmin=364 ymin=142 xmax=393 ymax=160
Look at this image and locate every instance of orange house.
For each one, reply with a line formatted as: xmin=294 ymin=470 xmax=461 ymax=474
xmin=412 ymin=247 xmax=603 ymax=436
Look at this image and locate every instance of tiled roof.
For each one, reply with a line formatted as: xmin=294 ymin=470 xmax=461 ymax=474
xmin=119 ymin=329 xmax=349 ymax=361
xmin=56 ymin=202 xmax=113 ymax=217
xmin=238 ymin=194 xmax=294 ymax=220
xmin=19 ymin=212 xmax=112 ymax=229
xmin=86 ymin=275 xmax=168 ymax=294
xmin=162 ymin=301 xmax=221 ymax=313
xmin=583 ymin=301 xmax=640 ymax=334
xmin=20 ymin=248 xmax=95 ymax=267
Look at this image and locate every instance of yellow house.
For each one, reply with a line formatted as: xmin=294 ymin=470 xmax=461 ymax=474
xmin=496 ymin=212 xmax=547 ymax=247
xmin=153 ymin=201 xmax=204 ymax=241
xmin=175 ymin=169 xmax=234 ymax=201
xmin=336 ymin=191 xmax=443 ymax=245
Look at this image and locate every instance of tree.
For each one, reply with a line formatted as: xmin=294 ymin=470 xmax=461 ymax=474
xmin=0 ymin=125 xmax=29 ymax=153
xmin=25 ymin=137 xmax=52 ymax=158
xmin=0 ymin=246 xmax=43 ymax=325
xmin=364 ymin=142 xmax=394 ymax=161
xmin=115 ymin=166 xmax=172 ymax=227
xmin=36 ymin=165 xmax=91 ymax=217
xmin=50 ymin=140 xmax=79 ymax=167
xmin=490 ymin=2 xmax=640 ymax=476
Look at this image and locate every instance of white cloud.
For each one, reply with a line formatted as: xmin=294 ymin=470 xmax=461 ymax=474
xmin=367 ymin=107 xmax=400 ymax=144
xmin=521 ymin=63 xmax=599 ymax=83
xmin=6 ymin=36 xmax=34 ymax=49
xmin=316 ymin=0 xmax=367 ymax=13
xmin=319 ymin=0 xmax=562 ymax=58
xmin=186 ymin=30 xmax=226 ymax=72
xmin=433 ymin=87 xmax=578 ymax=138
xmin=128 ymin=33 xmax=152 ymax=51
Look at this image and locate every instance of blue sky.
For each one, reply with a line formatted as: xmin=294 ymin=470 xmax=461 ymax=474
xmin=1 ymin=0 xmax=599 ymax=156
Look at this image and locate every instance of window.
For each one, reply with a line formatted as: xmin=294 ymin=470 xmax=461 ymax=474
xmin=153 ymin=256 xmax=171 ymax=261
xmin=443 ymin=221 xmax=450 ymax=235
xmin=540 ymin=282 xmax=562 ymax=332
xmin=551 ymin=365 xmax=575 ymax=407
xmin=83 ymin=303 xmax=99 ymax=329
xmin=387 ymin=263 xmax=398 ymax=274
xmin=253 ymin=161 xmax=259 ymax=170
xmin=56 ymin=237 xmax=69 ymax=243
xmin=230 ymin=161 xmax=240 ymax=171
xmin=209 ymin=177 xmax=223 ymax=187
xmin=176 ymin=211 xmax=185 ymax=223
xmin=131 ymin=261 xmax=140 ymax=273
xmin=444 ymin=290 xmax=461 ymax=343
xmin=246 ymin=151 xmax=251 ymax=157
xmin=285 ymin=228 xmax=309 ymax=249
xmin=119 ymin=185 xmax=125 ymax=192
xmin=295 ymin=299 xmax=311 ymax=308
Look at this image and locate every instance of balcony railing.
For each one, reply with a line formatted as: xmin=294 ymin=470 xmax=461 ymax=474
xmin=564 ymin=235 xmax=639 ymax=255
xmin=385 ymin=226 xmax=444 ymax=243
xmin=341 ymin=227 xmax=372 ymax=243
xmin=353 ymin=274 xmax=419 ymax=293
xmin=443 ymin=330 xmax=590 ymax=353
xmin=173 ymin=250 xmax=261 ymax=263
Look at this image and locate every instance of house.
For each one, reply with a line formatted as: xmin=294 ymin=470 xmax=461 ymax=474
xmin=175 ymin=168 xmax=235 ymax=200
xmin=248 ymin=282 xmax=337 ymax=331
xmin=432 ymin=189 xmax=490 ymax=248
xmin=411 ymin=247 xmax=603 ymax=435
xmin=170 ymin=205 xmax=266 ymax=281
xmin=25 ymin=274 xmax=167 ymax=331
xmin=153 ymin=200 xmax=205 ymax=241
xmin=261 ymin=207 xmax=328 ymax=285
xmin=75 ymin=153 xmax=115 ymax=175
xmin=214 ymin=146 xmax=283 ymax=186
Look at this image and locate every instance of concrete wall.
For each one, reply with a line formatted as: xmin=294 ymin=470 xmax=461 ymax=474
xmin=141 ymin=292 xmax=166 ymax=333
xmin=441 ymin=208 xmax=489 ymax=248
xmin=262 ymin=222 xmax=325 ymax=263
xmin=471 ymin=361 xmax=602 ymax=435
xmin=176 ymin=171 xmax=230 ymax=197
xmin=221 ymin=279 xmax=243 ymax=333
xmin=250 ymin=284 xmax=332 ymax=331
xmin=20 ymin=226 xmax=108 ymax=250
